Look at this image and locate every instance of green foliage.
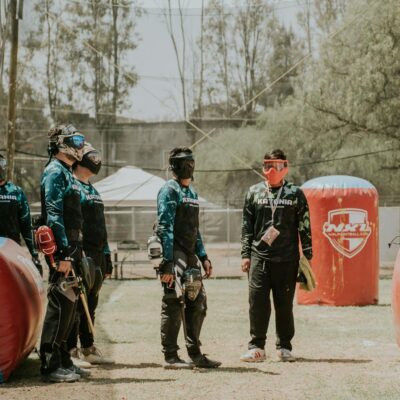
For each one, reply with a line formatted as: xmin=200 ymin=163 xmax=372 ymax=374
xmin=195 ymin=0 xmax=400 ymax=204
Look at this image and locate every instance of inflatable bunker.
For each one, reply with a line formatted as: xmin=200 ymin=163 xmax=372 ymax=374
xmin=0 ymin=238 xmax=45 ymax=383
xmin=297 ymin=176 xmax=379 ymax=306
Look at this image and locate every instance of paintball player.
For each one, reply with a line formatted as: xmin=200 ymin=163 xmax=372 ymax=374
xmin=156 ymin=147 xmax=221 ymax=369
xmin=0 ymin=154 xmax=43 ymax=275
xmin=67 ymin=143 xmax=114 ymax=365
xmin=39 ymin=124 xmax=90 ymax=382
xmin=240 ymin=149 xmax=312 ymax=363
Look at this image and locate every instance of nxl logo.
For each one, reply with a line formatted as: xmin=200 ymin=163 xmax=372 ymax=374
xmin=322 ymin=208 xmax=372 ymax=259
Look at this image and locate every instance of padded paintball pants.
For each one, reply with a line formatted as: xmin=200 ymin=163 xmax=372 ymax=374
xmin=160 ymin=251 xmax=207 ymax=357
xmin=67 ymin=249 xmax=106 ymax=350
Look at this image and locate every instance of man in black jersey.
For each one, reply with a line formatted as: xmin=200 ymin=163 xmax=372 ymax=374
xmin=240 ymin=149 xmax=312 ymax=363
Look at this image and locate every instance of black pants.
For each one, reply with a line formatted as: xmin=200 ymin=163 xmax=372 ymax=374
xmin=67 ymin=250 xmax=105 ymax=350
xmin=248 ymin=255 xmax=298 ymax=351
xmin=161 ymin=251 xmax=207 ymax=357
xmin=40 ymin=267 xmax=79 ymax=374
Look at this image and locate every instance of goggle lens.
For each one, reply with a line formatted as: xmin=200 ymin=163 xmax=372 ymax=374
xmin=64 ymin=134 xmax=85 ymax=149
xmin=263 ymin=160 xmax=288 ymax=171
xmin=86 ymin=151 xmax=101 ymax=165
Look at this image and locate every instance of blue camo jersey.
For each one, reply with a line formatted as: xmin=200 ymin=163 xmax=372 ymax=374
xmin=156 ymin=179 xmax=206 ymax=263
xmin=77 ymin=180 xmax=110 ymax=255
xmin=241 ymin=180 xmax=312 ymax=262
xmin=0 ymin=181 xmax=36 ymax=255
xmin=41 ymin=159 xmax=82 ymax=255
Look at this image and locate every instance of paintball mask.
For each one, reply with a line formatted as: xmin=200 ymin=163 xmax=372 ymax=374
xmin=0 ymin=155 xmax=6 ymax=181
xmin=147 ymin=234 xmax=163 ymax=267
xmin=169 ymin=149 xmax=195 ymax=180
xmin=263 ymin=159 xmax=288 ymax=186
xmin=79 ymin=143 xmax=102 ymax=175
xmin=48 ymin=124 xmax=85 ymax=161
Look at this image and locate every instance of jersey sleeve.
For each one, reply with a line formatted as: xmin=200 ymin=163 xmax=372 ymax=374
xmin=43 ymin=169 xmax=69 ymax=252
xmin=18 ymin=189 xmax=36 ymax=256
xmin=156 ymin=184 xmax=178 ymax=263
xmin=241 ymin=189 xmax=255 ymax=259
xmin=297 ymin=188 xmax=313 ymax=260
xmin=195 ymin=231 xmax=207 ymax=259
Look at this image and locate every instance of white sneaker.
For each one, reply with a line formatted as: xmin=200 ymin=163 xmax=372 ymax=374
xmin=81 ymin=345 xmax=115 ymax=365
xmin=276 ymin=348 xmax=296 ymax=362
xmin=69 ymin=347 xmax=93 ymax=369
xmin=240 ymin=348 xmax=266 ymax=363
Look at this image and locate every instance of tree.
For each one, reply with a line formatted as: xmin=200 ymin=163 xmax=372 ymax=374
xmin=64 ymin=0 xmax=140 ymax=123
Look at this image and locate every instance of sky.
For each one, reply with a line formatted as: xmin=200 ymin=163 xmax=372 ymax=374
xmin=20 ymin=0 xmax=304 ymax=122
xmin=130 ymin=0 xmax=302 ymax=121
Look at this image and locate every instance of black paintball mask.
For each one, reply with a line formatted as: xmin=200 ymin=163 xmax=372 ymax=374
xmin=169 ymin=149 xmax=195 ymax=180
xmin=79 ymin=143 xmax=102 ymax=175
xmin=0 ymin=155 xmax=7 ymax=181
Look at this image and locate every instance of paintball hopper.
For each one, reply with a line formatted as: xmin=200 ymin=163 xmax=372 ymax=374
xmin=35 ymin=226 xmax=57 ymax=259
xmin=147 ymin=235 xmax=163 ymax=267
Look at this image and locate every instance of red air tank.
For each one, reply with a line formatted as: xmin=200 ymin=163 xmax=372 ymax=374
xmin=297 ymin=176 xmax=379 ymax=306
xmin=0 ymin=238 xmax=45 ymax=382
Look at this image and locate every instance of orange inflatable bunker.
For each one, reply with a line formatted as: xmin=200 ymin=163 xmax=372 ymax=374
xmin=392 ymin=249 xmax=400 ymax=346
xmin=297 ymin=176 xmax=379 ymax=306
xmin=0 ymin=238 xmax=45 ymax=383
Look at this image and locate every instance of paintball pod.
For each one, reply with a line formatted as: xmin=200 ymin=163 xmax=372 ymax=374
xmin=147 ymin=234 xmax=163 ymax=272
xmin=34 ymin=225 xmax=95 ymax=335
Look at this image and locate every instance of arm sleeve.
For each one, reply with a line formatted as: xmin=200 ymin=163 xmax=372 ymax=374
xmin=297 ymin=189 xmax=313 ymax=260
xmin=156 ymin=185 xmax=178 ymax=263
xmin=18 ymin=189 xmax=36 ymax=256
xmin=241 ymin=189 xmax=254 ymax=259
xmin=43 ymin=170 xmax=69 ymax=252
xmin=195 ymin=231 xmax=207 ymax=260
xmin=103 ymin=242 xmax=111 ymax=255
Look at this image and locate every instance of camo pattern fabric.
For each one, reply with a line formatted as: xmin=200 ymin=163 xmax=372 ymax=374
xmin=156 ymin=179 xmax=206 ymax=263
xmin=241 ymin=180 xmax=312 ymax=262
xmin=77 ymin=180 xmax=110 ymax=255
xmin=0 ymin=181 xmax=36 ymax=255
xmin=41 ymin=159 xmax=82 ymax=254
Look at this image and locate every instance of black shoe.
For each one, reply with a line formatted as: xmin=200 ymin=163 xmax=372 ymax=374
xmin=67 ymin=364 xmax=91 ymax=377
xmin=164 ymin=354 xmax=193 ymax=369
xmin=189 ymin=354 xmax=221 ymax=368
xmin=42 ymin=367 xmax=81 ymax=383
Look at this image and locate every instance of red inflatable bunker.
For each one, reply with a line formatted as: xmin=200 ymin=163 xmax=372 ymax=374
xmin=392 ymin=249 xmax=400 ymax=346
xmin=297 ymin=176 xmax=379 ymax=306
xmin=0 ymin=238 xmax=45 ymax=383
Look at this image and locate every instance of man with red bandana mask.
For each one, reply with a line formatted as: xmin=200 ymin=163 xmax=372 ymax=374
xmin=240 ymin=149 xmax=312 ymax=363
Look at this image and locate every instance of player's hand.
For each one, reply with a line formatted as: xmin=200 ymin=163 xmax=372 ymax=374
xmin=241 ymin=258 xmax=251 ymax=273
xmin=161 ymin=273 xmax=175 ymax=287
xmin=58 ymin=260 xmax=72 ymax=276
xmin=202 ymin=259 xmax=212 ymax=278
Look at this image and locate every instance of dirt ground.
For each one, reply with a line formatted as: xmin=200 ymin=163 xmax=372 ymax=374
xmin=1 ymin=275 xmax=400 ymax=400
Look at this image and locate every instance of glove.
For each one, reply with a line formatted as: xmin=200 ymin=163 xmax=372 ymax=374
xmin=159 ymin=260 xmax=174 ymax=275
xmin=32 ymin=255 xmax=43 ymax=277
xmin=105 ymin=253 xmax=113 ymax=276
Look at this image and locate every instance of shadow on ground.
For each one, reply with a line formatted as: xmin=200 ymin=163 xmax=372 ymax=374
xmin=295 ymin=358 xmax=372 ymax=364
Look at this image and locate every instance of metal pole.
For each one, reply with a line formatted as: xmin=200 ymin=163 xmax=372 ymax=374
xmin=6 ymin=0 xmax=22 ymax=182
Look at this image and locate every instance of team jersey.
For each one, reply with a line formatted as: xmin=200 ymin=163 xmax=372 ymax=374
xmin=77 ymin=180 xmax=110 ymax=255
xmin=41 ymin=159 xmax=82 ymax=257
xmin=241 ymin=180 xmax=312 ymax=262
xmin=156 ymin=179 xmax=207 ymax=264
xmin=0 ymin=181 xmax=36 ymax=255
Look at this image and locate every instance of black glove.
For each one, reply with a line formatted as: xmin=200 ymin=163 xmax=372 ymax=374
xmin=296 ymin=271 xmax=307 ymax=284
xmin=159 ymin=259 xmax=174 ymax=275
xmin=105 ymin=253 xmax=113 ymax=276
xmin=32 ymin=255 xmax=43 ymax=277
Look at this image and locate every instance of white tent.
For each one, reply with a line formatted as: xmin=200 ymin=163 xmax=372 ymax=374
xmin=94 ymin=166 xmax=213 ymax=208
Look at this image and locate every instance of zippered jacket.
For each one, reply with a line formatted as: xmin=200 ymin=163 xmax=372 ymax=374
xmin=241 ymin=180 xmax=312 ymax=262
